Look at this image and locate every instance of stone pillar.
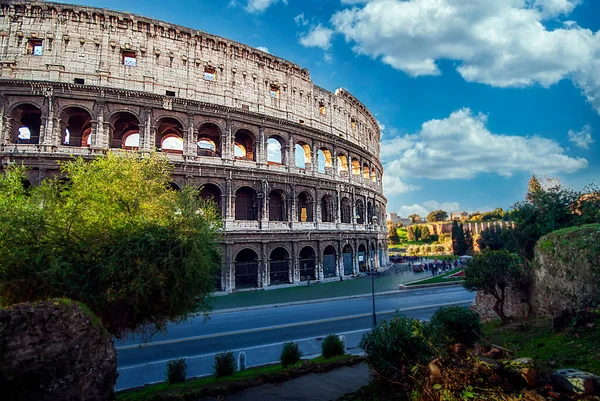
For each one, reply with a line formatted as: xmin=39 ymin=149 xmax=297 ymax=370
xmin=291 ymin=241 xmax=299 ymax=283
xmin=41 ymin=95 xmax=54 ymax=145
xmin=225 ymin=243 xmax=233 ymax=292
xmin=311 ymin=140 xmax=318 ymax=173
xmin=140 ymin=108 xmax=153 ymax=151
xmin=353 ymin=238 xmax=359 ymax=275
xmin=335 ymin=189 xmax=341 ymax=223
xmin=260 ymin=180 xmax=268 ymax=227
xmin=288 ymin=136 xmax=295 ymax=171
xmin=336 ymin=241 xmax=342 ymax=277
xmin=223 ymin=119 xmax=232 ymax=159
xmin=225 ymin=178 xmax=234 ymax=221
xmin=184 ymin=114 xmax=194 ymax=156
xmin=289 ymin=184 xmax=296 ymax=223
xmin=316 ymin=240 xmax=323 ymax=280
xmin=257 ymin=126 xmax=266 ymax=165
xmin=90 ymin=100 xmax=105 ymax=149
xmin=261 ymin=242 xmax=268 ymax=287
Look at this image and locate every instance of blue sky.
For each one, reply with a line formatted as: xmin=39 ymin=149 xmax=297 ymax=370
xmin=63 ymin=0 xmax=600 ymax=217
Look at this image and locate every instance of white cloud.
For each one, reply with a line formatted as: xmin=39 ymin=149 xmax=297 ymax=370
xmin=294 ymin=13 xmax=308 ymax=26
xmin=299 ymin=24 xmax=334 ymax=50
xmin=396 ymin=201 xmax=461 ymax=218
xmin=256 ymin=46 xmax=270 ymax=54
xmin=245 ymin=0 xmax=286 ymax=14
xmin=382 ymin=108 xmax=588 ymax=180
xmin=330 ymin=0 xmax=600 ymax=113
xmin=323 ymin=53 xmax=333 ymax=63
xmin=267 ymin=141 xmax=282 ymax=162
xmin=568 ymin=124 xmax=594 ymax=149
xmin=383 ymin=175 xmax=421 ymax=196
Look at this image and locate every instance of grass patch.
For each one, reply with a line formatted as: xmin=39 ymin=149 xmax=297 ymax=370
xmin=483 ymin=317 xmax=600 ymax=374
xmin=404 ymin=268 xmax=463 ymax=286
xmin=117 ymin=355 xmax=358 ymax=401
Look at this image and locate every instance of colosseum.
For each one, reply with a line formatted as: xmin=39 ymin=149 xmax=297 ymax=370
xmin=0 ymin=1 xmax=388 ymax=292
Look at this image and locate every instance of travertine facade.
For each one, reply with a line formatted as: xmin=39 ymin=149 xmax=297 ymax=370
xmin=0 ymin=1 xmax=388 ymax=292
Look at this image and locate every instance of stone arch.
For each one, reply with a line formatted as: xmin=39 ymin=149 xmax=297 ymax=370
xmin=235 ymin=186 xmax=258 ymax=220
xmin=199 ymin=183 xmax=222 ymax=215
xmin=363 ymin=163 xmax=370 ymax=179
xmin=234 ymin=248 xmax=259 ymax=289
xmin=10 ymin=103 xmax=42 ymax=144
xmin=351 ymin=158 xmax=361 ymax=176
xmin=323 ymin=244 xmax=337 ymax=278
xmin=267 ymin=135 xmax=285 ymax=165
xmin=298 ymin=246 xmax=316 ymax=281
xmin=109 ymin=111 xmax=140 ymax=149
xmin=268 ymin=189 xmax=286 ymax=221
xmin=295 ymin=141 xmax=311 ymax=168
xmin=337 ymin=154 xmax=348 ymax=176
xmin=297 ymin=191 xmax=313 ymax=222
xmin=342 ymin=244 xmax=354 ymax=275
xmin=320 ymin=194 xmax=334 ymax=223
xmin=357 ymin=242 xmax=367 ymax=272
xmin=197 ymin=122 xmax=222 ymax=157
xmin=340 ymin=197 xmax=352 ymax=223
xmin=371 ymin=167 xmax=377 ymax=183
xmin=356 ymin=198 xmax=365 ymax=224
xmin=317 ymin=147 xmax=332 ymax=173
xmin=59 ymin=107 xmax=92 ymax=147
xmin=367 ymin=201 xmax=374 ymax=224
xmin=269 ymin=247 xmax=290 ymax=285
xmin=234 ymin=128 xmax=255 ymax=161
xmin=156 ymin=117 xmax=184 ymax=154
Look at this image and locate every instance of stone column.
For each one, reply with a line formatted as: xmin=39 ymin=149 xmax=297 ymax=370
xmin=353 ymin=238 xmax=359 ymax=275
xmin=184 ymin=114 xmax=194 ymax=156
xmin=260 ymin=180 xmax=268 ymax=227
xmin=225 ymin=178 xmax=234 ymax=221
xmin=261 ymin=242 xmax=268 ymax=287
xmin=140 ymin=108 xmax=153 ymax=151
xmin=316 ymin=240 xmax=323 ymax=280
xmin=225 ymin=243 xmax=233 ymax=292
xmin=291 ymin=241 xmax=299 ymax=283
xmin=257 ymin=126 xmax=266 ymax=165
xmin=90 ymin=100 xmax=105 ymax=149
xmin=289 ymin=184 xmax=296 ymax=224
xmin=223 ymin=119 xmax=232 ymax=159
xmin=335 ymin=189 xmax=341 ymax=224
xmin=336 ymin=241 xmax=342 ymax=277
xmin=288 ymin=136 xmax=295 ymax=172
xmin=41 ymin=95 xmax=54 ymax=145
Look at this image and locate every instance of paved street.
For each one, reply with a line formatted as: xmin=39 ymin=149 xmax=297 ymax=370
xmin=115 ymin=285 xmax=474 ymax=390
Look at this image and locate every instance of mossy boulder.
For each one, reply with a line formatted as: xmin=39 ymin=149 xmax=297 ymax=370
xmin=531 ymin=224 xmax=600 ymax=317
xmin=0 ymin=299 xmax=117 ymax=401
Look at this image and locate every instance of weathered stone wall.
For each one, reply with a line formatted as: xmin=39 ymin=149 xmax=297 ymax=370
xmin=530 ymin=224 xmax=600 ymax=317
xmin=0 ymin=300 xmax=117 ymax=401
xmin=470 ymin=285 xmax=530 ymax=322
xmin=0 ymin=1 xmax=381 ymax=156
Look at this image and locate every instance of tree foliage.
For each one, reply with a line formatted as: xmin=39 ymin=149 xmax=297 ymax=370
xmin=477 ymin=224 xmax=505 ymax=251
xmin=0 ymin=153 xmax=222 ymax=338
xmin=408 ymin=214 xmax=420 ymax=223
xmin=420 ymin=225 xmax=430 ymax=241
xmin=463 ymin=250 xmax=526 ymax=323
xmin=388 ymin=224 xmax=400 ymax=244
xmin=426 ymin=209 xmax=448 ymax=222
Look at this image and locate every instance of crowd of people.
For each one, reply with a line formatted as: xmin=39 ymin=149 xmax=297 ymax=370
xmin=389 ymin=255 xmax=465 ymax=276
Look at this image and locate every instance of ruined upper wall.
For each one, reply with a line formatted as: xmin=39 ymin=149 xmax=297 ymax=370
xmin=0 ymin=0 xmax=381 ymax=157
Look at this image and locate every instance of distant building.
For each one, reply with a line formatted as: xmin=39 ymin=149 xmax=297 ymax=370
xmin=387 ymin=213 xmax=412 ymax=226
xmin=451 ymin=212 xmax=469 ymax=221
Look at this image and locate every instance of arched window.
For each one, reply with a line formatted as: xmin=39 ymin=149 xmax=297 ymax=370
xmin=269 ymin=247 xmax=290 ymax=285
xmin=356 ymin=199 xmax=365 ymax=224
xmin=234 ymin=129 xmax=255 ymax=161
xmin=337 ymin=154 xmax=348 ymax=176
xmin=235 ymin=249 xmax=259 ymax=289
xmin=61 ymin=107 xmax=92 ymax=147
xmin=363 ymin=164 xmax=370 ymax=179
xmin=371 ymin=168 xmax=377 ymax=183
xmin=297 ymin=192 xmax=313 ymax=222
xmin=317 ymin=148 xmax=332 ymax=173
xmin=323 ymin=245 xmax=337 ymax=278
xmin=11 ymin=104 xmax=42 ymax=144
xmin=295 ymin=142 xmax=311 ymax=168
xmin=340 ymin=197 xmax=352 ymax=223
xmin=351 ymin=158 xmax=361 ymax=176
xmin=110 ymin=112 xmax=140 ymax=149
xmin=156 ymin=117 xmax=184 ymax=154
xmin=267 ymin=137 xmax=283 ymax=164
xmin=199 ymin=183 xmax=222 ymax=215
xmin=197 ymin=123 xmax=221 ymax=157
xmin=342 ymin=244 xmax=353 ymax=275
xmin=269 ymin=190 xmax=286 ymax=221
xmin=235 ymin=186 xmax=258 ymax=220
xmin=161 ymin=135 xmax=184 ymax=153
xmin=321 ymin=195 xmax=334 ymax=223
xmin=367 ymin=201 xmax=374 ymax=224
xmin=198 ymin=138 xmax=216 ymax=152
xmin=299 ymin=246 xmax=316 ymax=281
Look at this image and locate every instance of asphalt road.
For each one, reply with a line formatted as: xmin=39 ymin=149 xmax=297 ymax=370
xmin=115 ymin=285 xmax=474 ymax=390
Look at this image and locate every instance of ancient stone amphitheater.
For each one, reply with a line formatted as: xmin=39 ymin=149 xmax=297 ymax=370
xmin=0 ymin=1 xmax=388 ymax=292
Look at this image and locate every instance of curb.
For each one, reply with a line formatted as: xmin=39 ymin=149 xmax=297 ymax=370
xmin=399 ymin=281 xmax=464 ymax=290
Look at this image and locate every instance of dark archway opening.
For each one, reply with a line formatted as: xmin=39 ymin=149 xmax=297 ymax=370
xmin=323 ymin=245 xmax=337 ymax=278
xmin=268 ymin=190 xmax=286 ymax=221
xmin=356 ymin=200 xmax=365 ymax=224
xmin=11 ymin=104 xmax=42 ymax=144
xmin=299 ymin=246 xmax=316 ymax=282
xmin=235 ymin=187 xmax=258 ymax=220
xmin=199 ymin=183 xmax=222 ymax=215
xmin=197 ymin=123 xmax=221 ymax=157
xmin=321 ymin=195 xmax=334 ymax=223
xmin=61 ymin=107 xmax=92 ymax=147
xmin=297 ymin=192 xmax=313 ymax=222
xmin=269 ymin=247 xmax=290 ymax=285
xmin=358 ymin=243 xmax=367 ymax=272
xmin=110 ymin=112 xmax=140 ymax=149
xmin=235 ymin=249 xmax=259 ymax=289
xmin=340 ymin=197 xmax=352 ymax=224
xmin=342 ymin=244 xmax=353 ymax=275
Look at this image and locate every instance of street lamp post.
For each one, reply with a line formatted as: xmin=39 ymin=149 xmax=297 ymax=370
xmin=370 ymin=215 xmax=378 ymax=327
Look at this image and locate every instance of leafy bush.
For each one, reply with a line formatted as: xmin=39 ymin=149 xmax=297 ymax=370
xmin=321 ymin=334 xmax=345 ymax=358
xmin=165 ymin=358 xmax=187 ymax=385
xmin=359 ymin=315 xmax=434 ymax=381
xmin=213 ymin=351 xmax=237 ymax=378
xmin=280 ymin=342 xmax=302 ymax=367
xmin=429 ymin=306 xmax=482 ymax=346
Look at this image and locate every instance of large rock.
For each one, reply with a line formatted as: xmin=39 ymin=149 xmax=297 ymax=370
xmin=530 ymin=224 xmax=600 ymax=317
xmin=470 ymin=285 xmax=530 ymax=322
xmin=0 ymin=300 xmax=117 ymax=401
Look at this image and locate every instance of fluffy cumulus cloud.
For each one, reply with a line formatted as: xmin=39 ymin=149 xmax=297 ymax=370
xmin=396 ymin=201 xmax=462 ymax=218
xmin=383 ymin=175 xmax=421 ymax=196
xmin=568 ymin=124 xmax=594 ymax=149
xmin=329 ymin=0 xmax=600 ymax=113
xmin=245 ymin=0 xmax=286 ymax=14
xmin=299 ymin=24 xmax=335 ymax=50
xmin=381 ymin=108 xmax=588 ymax=181
xmin=294 ymin=13 xmax=308 ymax=26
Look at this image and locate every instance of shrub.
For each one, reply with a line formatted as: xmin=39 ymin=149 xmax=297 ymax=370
xmin=429 ymin=306 xmax=482 ymax=346
xmin=359 ymin=315 xmax=434 ymax=382
xmin=280 ymin=342 xmax=302 ymax=367
xmin=165 ymin=358 xmax=187 ymax=385
xmin=213 ymin=351 xmax=237 ymax=378
xmin=321 ymin=334 xmax=345 ymax=358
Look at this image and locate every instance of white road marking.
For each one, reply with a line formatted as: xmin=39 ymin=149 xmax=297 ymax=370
xmin=116 ymin=299 xmax=472 ymax=351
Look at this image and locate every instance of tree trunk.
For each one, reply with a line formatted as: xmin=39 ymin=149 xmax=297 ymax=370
xmin=492 ymin=291 xmax=509 ymax=324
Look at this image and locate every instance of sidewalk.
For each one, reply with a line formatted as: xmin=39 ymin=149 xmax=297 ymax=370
xmin=213 ymin=266 xmax=429 ymax=311
xmin=200 ymin=363 xmax=370 ymax=401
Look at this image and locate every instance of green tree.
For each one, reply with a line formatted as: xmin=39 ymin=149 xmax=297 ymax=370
xmin=426 ymin=209 xmax=448 ymax=222
xmin=463 ymin=250 xmax=526 ymax=323
xmin=477 ymin=224 xmax=505 ymax=251
xmin=420 ymin=225 xmax=430 ymax=241
xmin=406 ymin=225 xmax=416 ymax=241
xmin=0 ymin=153 xmax=222 ymax=338
xmin=451 ymin=220 xmax=465 ymax=255
xmin=388 ymin=224 xmax=400 ymax=244
xmin=413 ymin=225 xmax=422 ymax=241
xmin=464 ymin=228 xmax=474 ymax=255
xmin=408 ymin=214 xmax=419 ymax=223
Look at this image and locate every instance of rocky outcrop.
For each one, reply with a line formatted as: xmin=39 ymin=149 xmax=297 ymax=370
xmin=530 ymin=224 xmax=600 ymax=317
xmin=470 ymin=285 xmax=530 ymax=322
xmin=0 ymin=300 xmax=118 ymax=401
